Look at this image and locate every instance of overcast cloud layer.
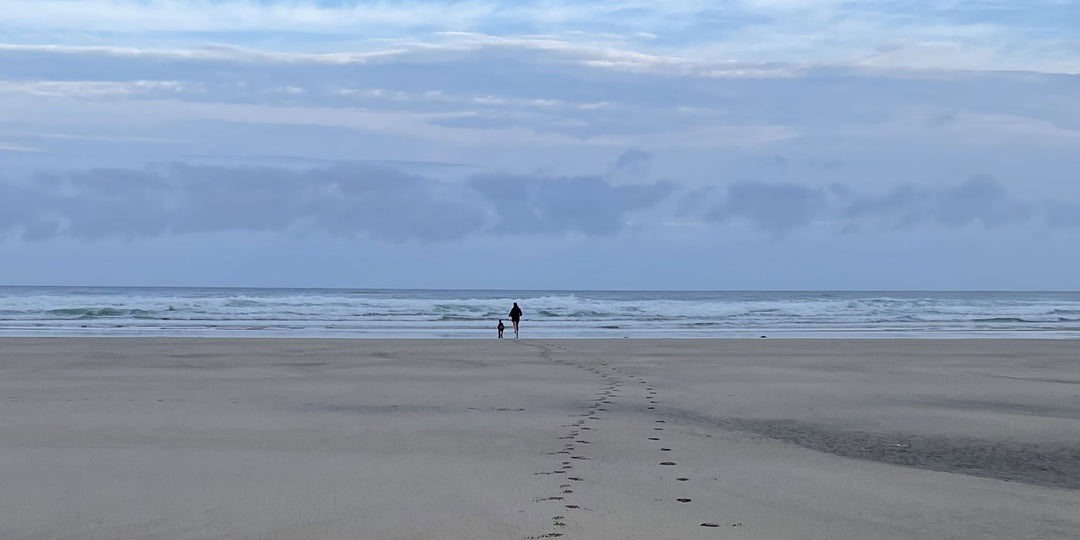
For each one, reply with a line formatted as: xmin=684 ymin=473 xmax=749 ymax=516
xmin=1 ymin=0 xmax=1078 ymax=289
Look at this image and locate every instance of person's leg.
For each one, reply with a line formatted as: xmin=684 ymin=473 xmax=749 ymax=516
xmin=513 ymin=320 xmax=519 ymax=338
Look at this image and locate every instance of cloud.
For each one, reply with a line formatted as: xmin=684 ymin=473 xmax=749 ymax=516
xmin=700 ymin=180 xmax=830 ymax=235
xmin=840 ymin=175 xmax=1035 ymax=230
xmin=0 ymin=80 xmax=197 ymax=99
xmin=4 ymin=38 xmax=1078 ymax=144
xmin=0 ymin=0 xmax=501 ymax=33
xmin=5 ymin=160 xmax=1065 ymax=246
xmin=0 ymin=163 xmax=674 ymax=242
xmin=467 ymin=172 xmax=674 ymax=236
xmin=611 ymin=148 xmax=651 ymax=178
xmin=0 ymin=141 xmax=41 ymax=152
xmin=4 ymin=1 xmax=1078 ymax=74
xmin=687 ymin=175 xmax=1053 ymax=235
xmin=1045 ymin=203 xmax=1080 ymax=228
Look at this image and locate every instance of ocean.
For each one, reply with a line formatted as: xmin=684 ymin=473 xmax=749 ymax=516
xmin=1 ymin=287 xmax=1078 ymax=338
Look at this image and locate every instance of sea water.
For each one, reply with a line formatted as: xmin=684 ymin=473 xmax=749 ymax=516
xmin=1 ymin=287 xmax=1078 ymax=338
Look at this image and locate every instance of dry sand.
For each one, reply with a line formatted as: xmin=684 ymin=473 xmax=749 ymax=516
xmin=1 ymin=338 xmax=1079 ymax=539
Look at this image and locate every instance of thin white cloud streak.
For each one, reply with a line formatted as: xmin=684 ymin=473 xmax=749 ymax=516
xmin=0 ymin=80 xmax=195 ymax=98
xmin=0 ymin=142 xmax=41 ymax=152
xmin=0 ymin=39 xmax=807 ymax=81
xmin=0 ymin=43 xmax=409 ymax=64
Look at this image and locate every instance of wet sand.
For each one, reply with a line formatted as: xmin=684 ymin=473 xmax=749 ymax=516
xmin=1 ymin=338 xmax=1078 ymax=539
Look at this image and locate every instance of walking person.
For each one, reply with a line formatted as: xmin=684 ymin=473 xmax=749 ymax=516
xmin=509 ymin=302 xmax=523 ymax=339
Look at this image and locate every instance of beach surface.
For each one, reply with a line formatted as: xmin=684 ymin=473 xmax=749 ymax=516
xmin=1 ymin=338 xmax=1079 ymax=539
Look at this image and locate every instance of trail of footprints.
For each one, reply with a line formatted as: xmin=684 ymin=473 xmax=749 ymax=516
xmin=526 ymin=344 xmax=723 ymax=539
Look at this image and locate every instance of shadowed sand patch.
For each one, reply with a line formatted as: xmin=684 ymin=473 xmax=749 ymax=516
xmin=670 ymin=411 xmax=1080 ymax=490
xmin=913 ymin=398 xmax=1080 ymax=421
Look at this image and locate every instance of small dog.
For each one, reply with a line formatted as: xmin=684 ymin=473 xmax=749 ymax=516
xmin=497 ymin=319 xmax=505 ymax=339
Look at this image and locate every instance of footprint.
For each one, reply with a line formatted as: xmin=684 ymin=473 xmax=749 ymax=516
xmin=648 ymin=437 xmax=660 ymax=440
xmin=660 ymin=462 xmax=676 ymax=465
xmin=676 ymin=498 xmax=692 ymax=503
xmin=654 ymin=427 xmax=664 ymax=431
xmin=568 ymin=477 xmax=583 ymax=481
xmin=676 ymin=477 xmax=689 ymax=481
xmin=661 ymin=448 xmax=672 ymax=451
xmin=701 ymin=523 xmax=720 ymax=528
xmin=565 ymin=505 xmax=580 ymax=509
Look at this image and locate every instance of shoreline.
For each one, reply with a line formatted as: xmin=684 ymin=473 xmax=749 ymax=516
xmin=5 ymin=288 xmax=1079 ymax=340
xmin=2 ymin=338 xmax=1078 ymax=539
xmin=2 ymin=334 xmax=1080 ymax=339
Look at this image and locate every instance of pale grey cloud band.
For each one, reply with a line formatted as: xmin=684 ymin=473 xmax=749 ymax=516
xmin=0 ymin=164 xmax=1071 ymax=243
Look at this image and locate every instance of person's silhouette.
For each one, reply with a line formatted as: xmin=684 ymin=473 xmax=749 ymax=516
xmin=508 ymin=302 xmax=522 ymax=339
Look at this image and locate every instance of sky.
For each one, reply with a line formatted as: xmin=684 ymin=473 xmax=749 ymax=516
xmin=1 ymin=0 xmax=1079 ymax=290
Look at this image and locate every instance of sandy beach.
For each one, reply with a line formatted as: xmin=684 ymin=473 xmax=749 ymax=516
xmin=1 ymin=338 xmax=1078 ymax=539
